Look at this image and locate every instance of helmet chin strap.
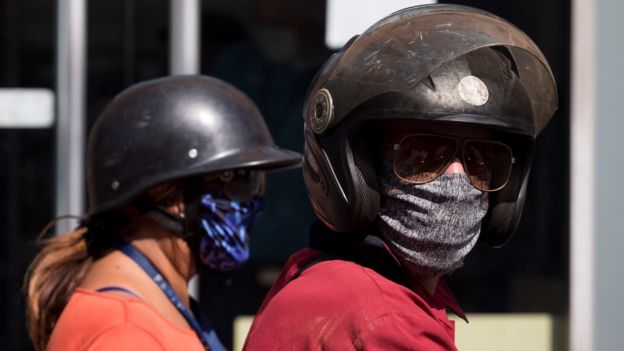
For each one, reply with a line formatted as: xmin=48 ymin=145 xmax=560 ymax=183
xmin=144 ymin=180 xmax=203 ymax=238
xmin=146 ymin=207 xmax=186 ymax=236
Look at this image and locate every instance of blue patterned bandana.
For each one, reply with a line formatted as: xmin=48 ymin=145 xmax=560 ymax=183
xmin=198 ymin=193 xmax=264 ymax=272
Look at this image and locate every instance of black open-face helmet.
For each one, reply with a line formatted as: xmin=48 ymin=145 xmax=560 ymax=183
xmin=87 ymin=75 xmax=302 ymax=217
xmin=302 ymin=4 xmax=558 ymax=246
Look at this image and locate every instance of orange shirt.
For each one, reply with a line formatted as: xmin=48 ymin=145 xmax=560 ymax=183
xmin=47 ymin=288 xmax=204 ymax=351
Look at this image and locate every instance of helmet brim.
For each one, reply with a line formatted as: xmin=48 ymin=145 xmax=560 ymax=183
xmin=192 ymin=146 xmax=303 ymax=174
xmin=88 ymin=146 xmax=302 ymax=216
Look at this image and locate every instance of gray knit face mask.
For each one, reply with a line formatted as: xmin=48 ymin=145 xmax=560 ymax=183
xmin=378 ymin=162 xmax=489 ymax=279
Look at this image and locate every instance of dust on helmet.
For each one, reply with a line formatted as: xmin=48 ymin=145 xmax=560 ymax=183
xmin=302 ymin=4 xmax=558 ymax=246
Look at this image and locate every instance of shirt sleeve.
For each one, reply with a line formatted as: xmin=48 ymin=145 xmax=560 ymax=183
xmin=353 ymin=313 xmax=456 ymax=351
xmin=85 ymin=324 xmax=167 ymax=351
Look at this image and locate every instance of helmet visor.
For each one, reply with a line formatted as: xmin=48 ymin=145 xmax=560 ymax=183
xmin=321 ymin=5 xmax=557 ymax=136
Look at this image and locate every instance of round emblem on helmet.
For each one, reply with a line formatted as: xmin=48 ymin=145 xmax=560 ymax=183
xmin=458 ymin=75 xmax=489 ymax=106
xmin=308 ymin=88 xmax=334 ymax=134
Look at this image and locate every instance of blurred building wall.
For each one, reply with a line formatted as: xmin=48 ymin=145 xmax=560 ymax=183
xmin=571 ymin=0 xmax=624 ymax=350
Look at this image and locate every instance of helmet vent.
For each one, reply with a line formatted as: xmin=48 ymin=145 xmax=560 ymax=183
xmin=421 ymin=75 xmax=436 ymax=91
xmin=491 ymin=46 xmax=520 ymax=79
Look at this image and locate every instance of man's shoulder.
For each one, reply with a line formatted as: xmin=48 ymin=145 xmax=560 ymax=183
xmin=258 ymin=249 xmax=425 ymax=325
xmin=245 ymin=251 xmax=450 ymax=350
xmin=281 ymin=244 xmax=412 ymax=296
xmin=297 ymin=254 xmax=400 ymax=291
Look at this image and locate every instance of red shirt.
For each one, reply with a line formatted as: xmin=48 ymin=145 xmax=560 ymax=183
xmin=48 ymin=288 xmax=204 ymax=351
xmin=244 ymin=247 xmax=467 ymax=350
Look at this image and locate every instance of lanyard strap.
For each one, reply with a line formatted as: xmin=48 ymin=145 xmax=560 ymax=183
xmin=118 ymin=243 xmax=225 ymax=351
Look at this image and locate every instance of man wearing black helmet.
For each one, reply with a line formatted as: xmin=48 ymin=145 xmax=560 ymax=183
xmin=244 ymin=4 xmax=557 ymax=350
xmin=24 ymin=76 xmax=301 ymax=351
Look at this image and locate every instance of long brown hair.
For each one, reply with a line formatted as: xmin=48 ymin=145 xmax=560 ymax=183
xmin=24 ymin=226 xmax=92 ymax=351
xmin=24 ymin=182 xmax=183 ymax=350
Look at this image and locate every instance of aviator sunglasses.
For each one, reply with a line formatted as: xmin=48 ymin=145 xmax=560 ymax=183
xmin=392 ymin=133 xmax=514 ymax=192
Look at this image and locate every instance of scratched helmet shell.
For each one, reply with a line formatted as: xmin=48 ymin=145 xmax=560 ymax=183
xmin=302 ymin=4 xmax=558 ymax=246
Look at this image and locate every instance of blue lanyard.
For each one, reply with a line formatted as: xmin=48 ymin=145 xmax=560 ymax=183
xmin=118 ymin=243 xmax=226 ymax=351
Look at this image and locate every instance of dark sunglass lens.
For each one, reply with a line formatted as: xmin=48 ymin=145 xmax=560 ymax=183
xmin=225 ymin=170 xmax=265 ymax=202
xmin=394 ymin=135 xmax=457 ymax=183
xmin=463 ymin=141 xmax=512 ymax=191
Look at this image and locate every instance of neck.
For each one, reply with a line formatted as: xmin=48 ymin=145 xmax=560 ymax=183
xmin=418 ymin=276 xmax=440 ymax=295
xmin=406 ymin=274 xmax=439 ymax=295
xmin=379 ymin=237 xmax=441 ymax=295
xmin=124 ymin=220 xmax=195 ymax=307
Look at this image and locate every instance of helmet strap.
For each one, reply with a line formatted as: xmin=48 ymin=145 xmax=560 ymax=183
xmin=137 ymin=178 xmax=204 ymax=238
xmin=145 ymin=206 xmax=185 ymax=236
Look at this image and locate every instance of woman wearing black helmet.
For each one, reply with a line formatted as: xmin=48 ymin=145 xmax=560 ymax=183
xmin=244 ymin=4 xmax=557 ymax=350
xmin=24 ymin=75 xmax=301 ymax=351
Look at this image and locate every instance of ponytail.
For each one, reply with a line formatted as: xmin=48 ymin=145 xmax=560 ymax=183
xmin=24 ymin=227 xmax=92 ymax=351
xmin=23 ymin=201 xmax=155 ymax=349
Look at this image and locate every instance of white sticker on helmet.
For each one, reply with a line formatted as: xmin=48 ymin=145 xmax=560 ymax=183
xmin=458 ymin=75 xmax=489 ymax=106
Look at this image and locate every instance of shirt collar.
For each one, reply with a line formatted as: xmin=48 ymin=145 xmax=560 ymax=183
xmin=431 ymin=279 xmax=468 ymax=322
xmin=307 ymin=220 xmax=468 ymax=322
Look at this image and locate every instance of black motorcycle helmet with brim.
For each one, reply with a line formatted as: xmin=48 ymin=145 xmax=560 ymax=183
xmin=302 ymin=4 xmax=558 ymax=247
xmin=87 ymin=75 xmax=302 ymax=218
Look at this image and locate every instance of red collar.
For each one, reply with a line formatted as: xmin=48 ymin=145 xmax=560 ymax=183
xmin=380 ymin=242 xmax=468 ymax=322
xmin=430 ymin=279 xmax=468 ymax=322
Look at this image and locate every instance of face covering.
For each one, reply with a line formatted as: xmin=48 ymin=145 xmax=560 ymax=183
xmin=198 ymin=192 xmax=264 ymax=272
xmin=378 ymin=162 xmax=488 ymax=279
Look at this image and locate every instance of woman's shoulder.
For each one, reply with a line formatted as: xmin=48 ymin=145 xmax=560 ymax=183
xmin=47 ymin=288 xmax=203 ymax=351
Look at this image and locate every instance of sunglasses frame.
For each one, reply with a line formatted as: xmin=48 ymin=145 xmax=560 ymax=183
xmin=203 ymin=169 xmax=265 ymax=201
xmin=392 ymin=133 xmax=514 ymax=192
